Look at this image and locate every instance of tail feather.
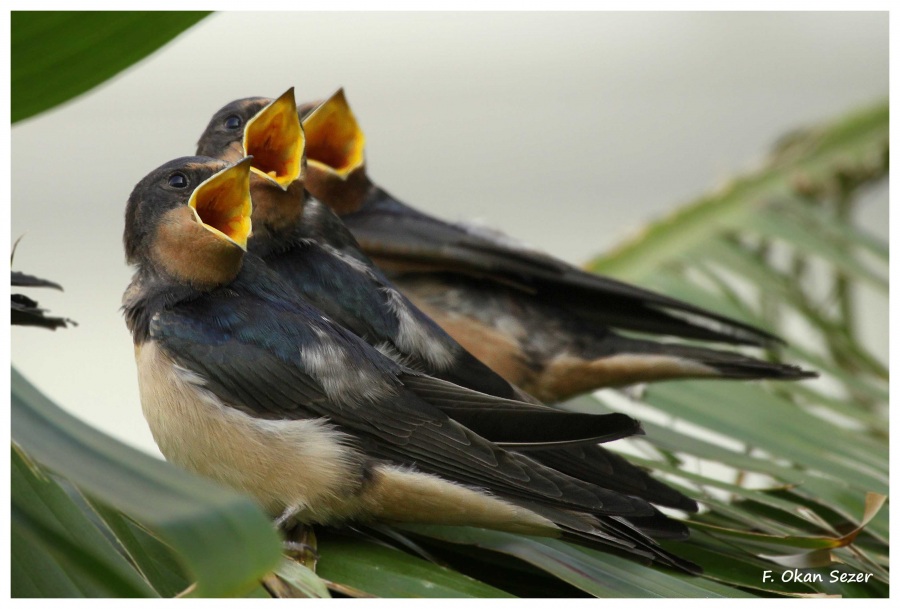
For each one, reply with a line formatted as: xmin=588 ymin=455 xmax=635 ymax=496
xmin=559 ymin=518 xmax=701 ymax=574
xmin=514 ymin=500 xmax=700 ymax=574
xmin=539 ymin=334 xmax=816 ymax=399
xmin=610 ymin=336 xmax=818 ymax=382
xmin=532 ymin=445 xmax=699 ymax=513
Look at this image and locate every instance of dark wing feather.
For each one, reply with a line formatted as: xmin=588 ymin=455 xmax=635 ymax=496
xmin=259 ymin=208 xmax=526 ymax=400
xmin=342 ymin=188 xmax=779 ymax=346
xmin=401 ymin=374 xmax=698 ymax=511
xmin=399 ymin=373 xmax=643 ymax=447
xmin=534 ymin=445 xmax=699 ymax=513
xmin=262 ymin=240 xmax=406 ymax=348
xmin=149 ymin=269 xmax=654 ymax=518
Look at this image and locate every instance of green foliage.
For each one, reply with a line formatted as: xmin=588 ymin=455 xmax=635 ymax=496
xmin=11 ymin=11 xmax=209 ymax=123
xmin=11 ymin=370 xmax=283 ymax=597
xmin=12 ymin=446 xmax=158 ymax=597
xmin=316 ymin=534 xmax=513 ymax=598
xmin=578 ymin=101 xmax=889 ymax=597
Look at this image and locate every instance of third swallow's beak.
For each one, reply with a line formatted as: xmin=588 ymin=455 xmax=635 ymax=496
xmin=188 ymin=157 xmax=254 ymax=251
xmin=302 ymin=88 xmax=366 ymax=179
xmin=242 ymin=88 xmax=305 ymax=190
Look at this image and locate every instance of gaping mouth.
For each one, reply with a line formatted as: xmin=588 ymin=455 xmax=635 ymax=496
xmin=242 ymin=88 xmax=304 ymax=189
xmin=188 ymin=157 xmax=253 ymax=250
xmin=302 ymin=88 xmax=366 ymax=178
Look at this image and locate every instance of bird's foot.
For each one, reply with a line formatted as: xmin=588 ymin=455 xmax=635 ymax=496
xmin=282 ymin=522 xmax=319 ymax=569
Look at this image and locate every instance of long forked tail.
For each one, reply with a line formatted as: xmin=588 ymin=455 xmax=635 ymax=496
xmin=538 ymin=333 xmax=816 ymax=400
xmin=603 ymin=335 xmax=817 ymax=383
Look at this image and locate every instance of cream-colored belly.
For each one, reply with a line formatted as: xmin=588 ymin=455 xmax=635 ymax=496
xmin=134 ymin=341 xmax=561 ymax=538
xmin=134 ymin=341 xmax=365 ymax=521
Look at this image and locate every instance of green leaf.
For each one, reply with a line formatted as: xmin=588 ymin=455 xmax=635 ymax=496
xmin=745 ymin=208 xmax=887 ymax=292
xmin=589 ymin=101 xmax=887 ymax=281
xmin=663 ymin=530 xmax=823 ymax=596
xmin=316 ymin=535 xmax=513 ymax=598
xmin=11 ymin=368 xmax=282 ymax=597
xmin=87 ymin=500 xmax=191 ymax=597
xmin=11 ymin=11 xmax=209 ymax=123
xmin=400 ymin=525 xmax=752 ymax=598
xmin=765 ymin=200 xmax=888 ymax=264
xmin=262 ymin=559 xmax=331 ymax=598
xmin=807 ymin=565 xmax=890 ymax=598
xmin=622 ymin=454 xmax=833 ymax=532
xmin=11 ymin=446 xmax=158 ymax=597
xmin=642 ymin=381 xmax=888 ymax=493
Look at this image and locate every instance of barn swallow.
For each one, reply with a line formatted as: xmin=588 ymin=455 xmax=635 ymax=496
xmin=196 ymin=92 xmax=699 ymax=515
xmin=294 ymin=89 xmax=816 ymax=402
xmin=197 ymin=90 xmax=532 ymax=403
xmin=122 ymin=156 xmax=699 ymax=572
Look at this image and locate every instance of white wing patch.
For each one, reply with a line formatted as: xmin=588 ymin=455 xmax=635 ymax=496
xmin=321 ymin=244 xmax=379 ymax=281
xmin=317 ymin=241 xmax=457 ymax=372
xmin=380 ymin=287 xmax=456 ymax=371
xmin=299 ymin=326 xmax=398 ymax=406
xmin=373 ymin=341 xmax=425 ymax=372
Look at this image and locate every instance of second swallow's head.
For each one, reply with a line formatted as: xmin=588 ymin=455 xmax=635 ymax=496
xmin=124 ymin=156 xmax=253 ymax=288
xmin=300 ymin=88 xmax=371 ymax=215
xmin=301 ymin=88 xmax=365 ymax=178
xmin=197 ymin=88 xmax=305 ymax=192
xmin=198 ymin=90 xmax=308 ymax=244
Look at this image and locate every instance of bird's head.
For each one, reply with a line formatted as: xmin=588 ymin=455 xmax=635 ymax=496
xmin=198 ymin=89 xmax=308 ymax=242
xmin=124 ymin=156 xmax=253 ymax=288
xmin=197 ymin=88 xmax=305 ymax=191
xmin=301 ymin=88 xmax=371 ymax=215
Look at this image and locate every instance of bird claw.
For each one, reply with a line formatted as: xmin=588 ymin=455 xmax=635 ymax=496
xmin=280 ymin=519 xmax=319 ymax=569
xmin=282 ymin=540 xmax=319 ymax=562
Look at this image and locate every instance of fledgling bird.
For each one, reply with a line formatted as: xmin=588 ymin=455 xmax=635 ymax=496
xmin=197 ymin=90 xmax=536 ymax=403
xmin=292 ymin=89 xmax=816 ymax=403
xmin=196 ymin=91 xmax=699 ymax=515
xmin=122 ymin=155 xmax=699 ymax=572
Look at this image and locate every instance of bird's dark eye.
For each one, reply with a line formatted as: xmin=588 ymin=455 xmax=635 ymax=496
xmin=224 ymin=115 xmax=242 ymax=130
xmin=168 ymin=172 xmax=188 ymax=188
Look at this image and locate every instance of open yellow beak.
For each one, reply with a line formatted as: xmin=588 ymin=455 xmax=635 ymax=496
xmin=302 ymin=88 xmax=366 ymax=179
xmin=188 ymin=157 xmax=254 ymax=250
xmin=242 ymin=88 xmax=305 ymax=190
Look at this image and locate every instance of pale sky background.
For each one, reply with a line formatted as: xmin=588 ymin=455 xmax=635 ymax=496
xmin=10 ymin=12 xmax=888 ymax=457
